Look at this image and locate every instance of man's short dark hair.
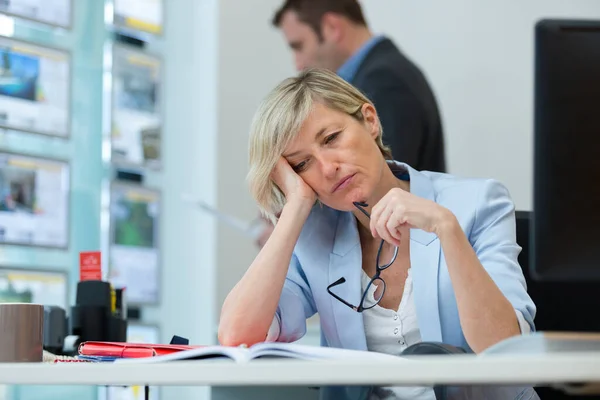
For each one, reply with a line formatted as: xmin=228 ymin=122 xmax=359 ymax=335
xmin=272 ymin=0 xmax=367 ymax=38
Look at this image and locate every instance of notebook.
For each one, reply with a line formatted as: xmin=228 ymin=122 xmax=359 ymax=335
xmin=78 ymin=341 xmax=202 ymax=358
xmin=114 ymin=342 xmax=407 ymax=364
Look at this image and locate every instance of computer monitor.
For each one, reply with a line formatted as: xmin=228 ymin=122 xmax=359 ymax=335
xmin=0 ymin=267 xmax=68 ymax=309
xmin=0 ymin=36 xmax=71 ymax=138
xmin=0 ymin=151 xmax=70 ymax=248
xmin=111 ymin=44 xmax=162 ymax=169
xmin=113 ymin=0 xmax=163 ymax=36
xmin=531 ymin=19 xmax=600 ymax=281
xmin=108 ymin=181 xmax=160 ymax=305
xmin=0 ymin=0 xmax=72 ymax=29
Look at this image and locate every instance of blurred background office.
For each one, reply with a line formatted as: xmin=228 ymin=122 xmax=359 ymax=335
xmin=0 ymin=1 xmax=598 ymax=400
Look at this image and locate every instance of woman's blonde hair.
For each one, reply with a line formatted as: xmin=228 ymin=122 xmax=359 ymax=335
xmin=247 ymin=68 xmax=392 ymax=222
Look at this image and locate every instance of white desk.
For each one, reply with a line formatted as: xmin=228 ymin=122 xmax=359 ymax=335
xmin=0 ymin=352 xmax=599 ymax=394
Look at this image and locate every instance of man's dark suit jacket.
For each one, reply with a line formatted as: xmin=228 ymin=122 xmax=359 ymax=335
xmin=351 ymin=37 xmax=446 ymax=173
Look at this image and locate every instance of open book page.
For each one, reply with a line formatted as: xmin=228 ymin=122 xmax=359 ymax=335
xmin=247 ymin=342 xmax=406 ymax=361
xmin=116 ymin=342 xmax=407 ymax=364
xmin=115 ymin=345 xmax=251 ymax=363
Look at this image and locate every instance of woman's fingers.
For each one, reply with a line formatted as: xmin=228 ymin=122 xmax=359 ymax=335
xmin=386 ymin=217 xmax=402 ymax=243
xmin=377 ymin=211 xmax=401 ymax=247
xmin=270 ymin=158 xmax=287 ymax=188
xmin=369 ymin=194 xmax=389 ymax=236
xmin=372 ymin=206 xmax=394 ymax=242
xmin=371 ymin=200 xmax=405 ymax=247
xmin=271 ymin=158 xmax=299 ymax=197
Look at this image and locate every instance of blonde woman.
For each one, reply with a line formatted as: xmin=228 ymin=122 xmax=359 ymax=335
xmin=219 ymin=68 xmax=537 ymax=400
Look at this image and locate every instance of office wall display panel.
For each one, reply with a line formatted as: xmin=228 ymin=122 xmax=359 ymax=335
xmin=0 ymin=266 xmax=68 ymax=309
xmin=113 ymin=0 xmax=163 ymax=36
xmin=109 ymin=181 xmax=160 ymax=305
xmin=0 ymin=36 xmax=71 ymax=137
xmin=0 ymin=151 xmax=70 ymax=248
xmin=0 ymin=0 xmax=72 ymax=29
xmin=111 ymin=44 xmax=162 ymax=169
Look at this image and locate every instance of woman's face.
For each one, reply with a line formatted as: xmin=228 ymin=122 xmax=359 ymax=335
xmin=282 ymin=102 xmax=386 ymax=211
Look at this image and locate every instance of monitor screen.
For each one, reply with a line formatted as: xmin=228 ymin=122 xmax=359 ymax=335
xmin=0 ymin=152 xmax=70 ymax=248
xmin=0 ymin=0 xmax=72 ymax=28
xmin=111 ymin=44 xmax=162 ymax=169
xmin=113 ymin=0 xmax=163 ymax=36
xmin=0 ymin=267 xmax=68 ymax=309
xmin=531 ymin=19 xmax=600 ymax=281
xmin=0 ymin=36 xmax=70 ymax=137
xmin=109 ymin=182 xmax=160 ymax=305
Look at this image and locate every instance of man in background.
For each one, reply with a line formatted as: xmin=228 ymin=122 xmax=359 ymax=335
xmin=255 ymin=0 xmax=447 ymax=248
xmin=272 ymin=0 xmax=446 ymax=173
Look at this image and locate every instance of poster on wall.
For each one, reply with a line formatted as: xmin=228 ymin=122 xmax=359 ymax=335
xmin=0 ymin=35 xmax=70 ymax=138
xmin=0 ymin=151 xmax=70 ymax=248
xmin=113 ymin=0 xmax=163 ymax=36
xmin=0 ymin=267 xmax=68 ymax=309
xmin=111 ymin=44 xmax=161 ymax=169
xmin=109 ymin=181 xmax=160 ymax=305
xmin=0 ymin=0 xmax=72 ymax=29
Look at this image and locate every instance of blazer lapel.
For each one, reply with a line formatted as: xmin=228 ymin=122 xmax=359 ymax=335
xmin=328 ymin=211 xmax=368 ymax=351
xmin=410 ymin=230 xmax=443 ymax=342
xmin=404 ymin=163 xmax=443 ymax=342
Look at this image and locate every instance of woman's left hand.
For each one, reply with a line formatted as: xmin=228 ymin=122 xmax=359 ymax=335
xmin=369 ymin=188 xmax=454 ymax=246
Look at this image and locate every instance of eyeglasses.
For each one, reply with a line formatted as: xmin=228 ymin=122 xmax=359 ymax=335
xmin=326 ymin=201 xmax=399 ymax=312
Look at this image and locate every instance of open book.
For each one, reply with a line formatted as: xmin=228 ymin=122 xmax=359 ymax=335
xmin=115 ymin=342 xmax=407 ymax=364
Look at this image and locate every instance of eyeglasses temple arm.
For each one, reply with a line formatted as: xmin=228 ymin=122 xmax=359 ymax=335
xmin=352 ymin=201 xmax=371 ymax=219
xmin=327 ymin=277 xmax=359 ymax=311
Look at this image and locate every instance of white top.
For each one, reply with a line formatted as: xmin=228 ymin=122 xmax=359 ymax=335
xmin=361 ymin=269 xmax=437 ymax=400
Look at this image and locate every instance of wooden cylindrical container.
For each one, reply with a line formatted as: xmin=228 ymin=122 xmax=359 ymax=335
xmin=0 ymin=303 xmax=44 ymax=362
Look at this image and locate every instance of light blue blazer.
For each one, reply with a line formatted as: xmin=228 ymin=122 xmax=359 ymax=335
xmin=272 ymin=161 xmax=538 ymax=400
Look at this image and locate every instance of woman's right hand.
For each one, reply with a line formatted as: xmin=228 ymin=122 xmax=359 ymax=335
xmin=271 ymin=157 xmax=316 ymax=206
